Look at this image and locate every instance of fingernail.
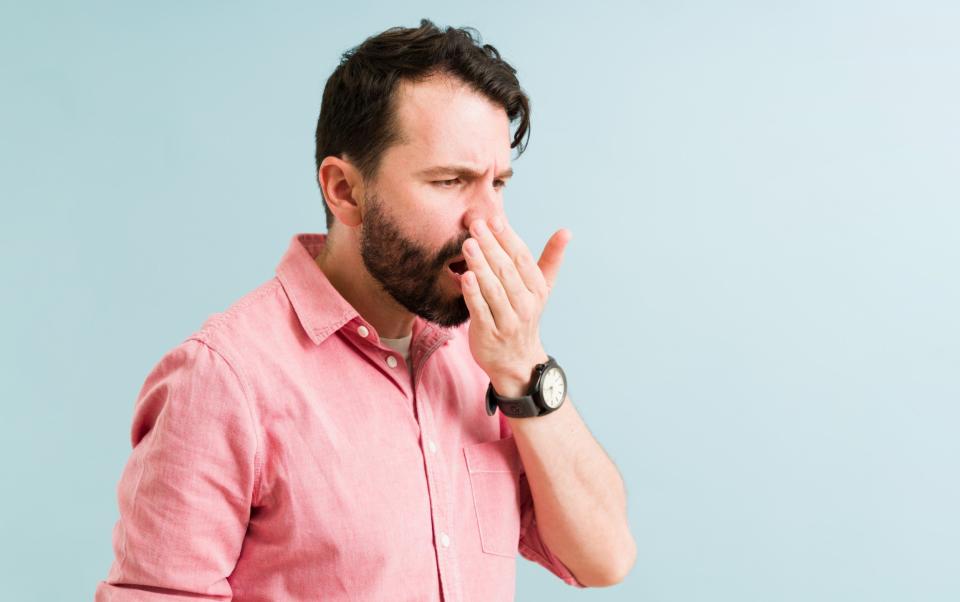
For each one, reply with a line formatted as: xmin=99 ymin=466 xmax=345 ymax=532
xmin=489 ymin=217 xmax=503 ymax=233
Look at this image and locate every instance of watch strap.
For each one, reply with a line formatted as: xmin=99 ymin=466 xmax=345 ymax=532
xmin=485 ymin=383 xmax=540 ymax=418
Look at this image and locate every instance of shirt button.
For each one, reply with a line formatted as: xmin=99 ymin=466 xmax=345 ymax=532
xmin=440 ymin=532 xmax=451 ymax=548
xmin=357 ymin=325 xmax=369 ymax=338
xmin=427 ymin=440 xmax=437 ymax=454
xmin=386 ymin=355 xmax=398 ymax=368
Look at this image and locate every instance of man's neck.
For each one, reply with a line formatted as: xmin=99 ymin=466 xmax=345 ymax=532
xmin=314 ymin=230 xmax=415 ymax=339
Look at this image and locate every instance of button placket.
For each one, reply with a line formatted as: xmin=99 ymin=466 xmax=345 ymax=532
xmin=410 ymin=328 xmax=463 ymax=600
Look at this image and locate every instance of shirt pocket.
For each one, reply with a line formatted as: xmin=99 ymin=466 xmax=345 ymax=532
xmin=463 ymin=436 xmax=523 ymax=558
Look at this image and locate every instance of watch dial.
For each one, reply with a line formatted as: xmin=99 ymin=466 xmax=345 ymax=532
xmin=542 ymin=367 xmax=565 ymax=408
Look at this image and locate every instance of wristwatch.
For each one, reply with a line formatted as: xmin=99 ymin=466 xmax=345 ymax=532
xmin=486 ymin=356 xmax=567 ymax=418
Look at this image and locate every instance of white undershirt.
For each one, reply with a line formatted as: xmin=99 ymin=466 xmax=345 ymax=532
xmin=379 ymin=332 xmax=412 ymax=374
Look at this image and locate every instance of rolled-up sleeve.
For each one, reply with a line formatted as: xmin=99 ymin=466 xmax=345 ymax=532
xmin=517 ymin=473 xmax=588 ymax=588
xmin=96 ymin=338 xmax=260 ymax=601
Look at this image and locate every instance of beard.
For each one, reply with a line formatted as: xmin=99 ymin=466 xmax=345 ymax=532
xmin=359 ymin=191 xmax=471 ymax=328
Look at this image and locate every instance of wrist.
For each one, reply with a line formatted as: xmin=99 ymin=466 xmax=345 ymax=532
xmin=489 ymin=351 xmax=549 ymax=398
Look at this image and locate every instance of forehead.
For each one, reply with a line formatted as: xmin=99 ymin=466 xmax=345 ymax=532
xmin=386 ymin=74 xmax=513 ymax=171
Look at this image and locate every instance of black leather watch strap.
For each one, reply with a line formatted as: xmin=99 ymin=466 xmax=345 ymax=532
xmin=485 ymin=383 xmax=540 ymax=418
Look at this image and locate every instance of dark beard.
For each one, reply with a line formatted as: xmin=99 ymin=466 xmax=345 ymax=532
xmin=359 ymin=192 xmax=470 ymax=328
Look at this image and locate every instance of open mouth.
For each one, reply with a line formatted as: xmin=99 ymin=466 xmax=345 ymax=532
xmin=448 ymin=258 xmax=468 ymax=275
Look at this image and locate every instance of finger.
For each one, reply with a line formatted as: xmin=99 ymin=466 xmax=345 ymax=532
xmin=469 ymin=219 xmax=532 ymax=314
xmin=487 ymin=217 xmax=548 ymax=299
xmin=537 ymin=228 xmax=572 ymax=292
xmin=463 ymin=237 xmax=516 ymax=331
xmin=460 ymin=270 xmax=495 ymax=329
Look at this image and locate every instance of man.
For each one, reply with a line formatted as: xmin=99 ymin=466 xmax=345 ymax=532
xmin=96 ymin=19 xmax=635 ymax=601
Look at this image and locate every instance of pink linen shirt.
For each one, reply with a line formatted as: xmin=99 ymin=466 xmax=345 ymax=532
xmin=96 ymin=233 xmax=585 ymax=601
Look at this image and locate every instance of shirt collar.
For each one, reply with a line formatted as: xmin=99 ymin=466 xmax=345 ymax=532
xmin=275 ymin=232 xmax=455 ymax=348
xmin=275 ymin=233 xmax=360 ymax=346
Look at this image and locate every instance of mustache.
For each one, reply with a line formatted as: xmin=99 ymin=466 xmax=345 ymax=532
xmin=433 ymin=231 xmax=471 ymax=270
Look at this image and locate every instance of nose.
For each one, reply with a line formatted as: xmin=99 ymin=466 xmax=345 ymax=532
xmin=461 ymin=183 xmax=504 ymax=232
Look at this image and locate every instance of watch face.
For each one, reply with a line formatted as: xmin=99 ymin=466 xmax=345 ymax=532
xmin=541 ymin=366 xmax=566 ymax=409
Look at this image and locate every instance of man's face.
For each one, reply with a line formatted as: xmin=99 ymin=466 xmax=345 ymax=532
xmin=356 ymin=74 xmax=514 ymax=327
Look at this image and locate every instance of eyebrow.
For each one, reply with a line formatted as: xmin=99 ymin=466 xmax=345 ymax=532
xmin=416 ymin=164 xmax=514 ymax=180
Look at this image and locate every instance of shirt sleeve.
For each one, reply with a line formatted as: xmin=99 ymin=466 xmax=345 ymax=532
xmin=499 ymin=414 xmax=587 ymax=588
xmin=96 ymin=338 xmax=260 ymax=601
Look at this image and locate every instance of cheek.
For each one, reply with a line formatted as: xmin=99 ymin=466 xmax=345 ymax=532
xmin=396 ymin=183 xmax=468 ymax=254
xmin=412 ymin=213 xmax=465 ymax=251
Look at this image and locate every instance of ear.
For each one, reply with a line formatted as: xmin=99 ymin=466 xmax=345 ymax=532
xmin=318 ymin=156 xmax=365 ymax=228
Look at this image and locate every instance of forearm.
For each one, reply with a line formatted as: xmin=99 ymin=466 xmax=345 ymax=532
xmin=458 ymin=216 xmax=634 ymax=583
xmin=505 ymin=396 xmax=636 ymax=586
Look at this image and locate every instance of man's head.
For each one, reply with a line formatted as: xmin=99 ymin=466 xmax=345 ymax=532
xmin=314 ymin=19 xmax=529 ymax=230
xmin=313 ymin=20 xmax=530 ymax=327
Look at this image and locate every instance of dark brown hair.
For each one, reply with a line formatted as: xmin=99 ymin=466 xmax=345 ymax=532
xmin=314 ymin=18 xmax=531 ymax=229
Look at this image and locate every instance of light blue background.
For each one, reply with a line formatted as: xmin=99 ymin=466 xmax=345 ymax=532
xmin=2 ymin=1 xmax=958 ymax=600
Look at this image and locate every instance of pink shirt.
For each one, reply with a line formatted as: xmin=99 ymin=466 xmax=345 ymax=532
xmin=96 ymin=233 xmax=585 ymax=601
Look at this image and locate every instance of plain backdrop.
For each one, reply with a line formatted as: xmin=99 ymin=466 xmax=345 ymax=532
xmin=2 ymin=1 xmax=958 ymax=600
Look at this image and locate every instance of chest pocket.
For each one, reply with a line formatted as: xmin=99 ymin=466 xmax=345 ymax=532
xmin=463 ymin=436 xmax=523 ymax=557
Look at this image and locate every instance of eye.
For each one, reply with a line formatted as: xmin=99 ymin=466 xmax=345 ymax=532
xmin=494 ymin=179 xmax=507 ymax=189
xmin=434 ymin=178 xmax=461 ymax=188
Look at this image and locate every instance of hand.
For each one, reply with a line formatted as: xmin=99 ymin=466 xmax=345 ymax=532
xmin=460 ymin=216 xmax=571 ymax=397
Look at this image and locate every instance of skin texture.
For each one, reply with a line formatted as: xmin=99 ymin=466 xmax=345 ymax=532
xmin=315 ymin=72 xmax=637 ymax=586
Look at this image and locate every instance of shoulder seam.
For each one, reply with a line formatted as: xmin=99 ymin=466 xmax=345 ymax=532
xmin=184 ymin=337 xmax=264 ymax=507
